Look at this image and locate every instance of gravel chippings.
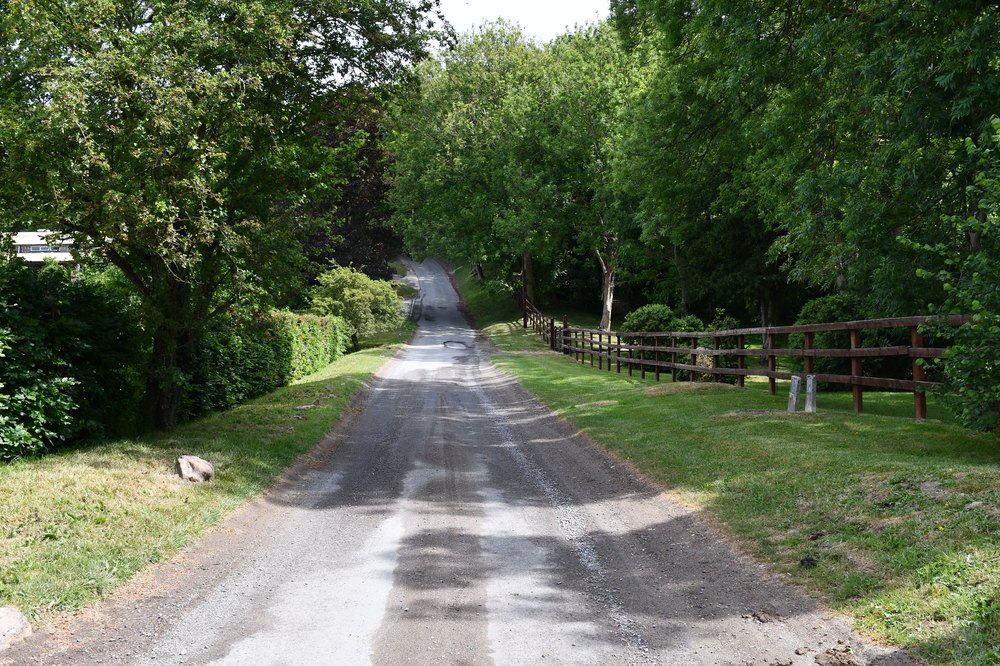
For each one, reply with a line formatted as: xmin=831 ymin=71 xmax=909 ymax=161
xmin=3 ymin=259 xmax=918 ymax=666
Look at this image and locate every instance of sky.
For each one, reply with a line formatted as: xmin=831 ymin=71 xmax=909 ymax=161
xmin=437 ymin=0 xmax=611 ymax=43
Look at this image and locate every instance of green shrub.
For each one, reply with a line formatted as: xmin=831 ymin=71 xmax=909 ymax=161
xmin=788 ymin=294 xmax=860 ymax=379
xmin=180 ymin=311 xmax=350 ymax=421
xmin=310 ymin=265 xmax=404 ymax=344
xmin=621 ymin=304 xmax=715 ymax=381
xmin=0 ymin=262 xmax=145 ymax=461
xmin=275 ymin=311 xmax=352 ymax=379
xmin=622 ymin=304 xmax=676 ymax=333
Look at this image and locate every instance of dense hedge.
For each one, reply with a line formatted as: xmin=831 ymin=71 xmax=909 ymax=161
xmin=0 ymin=260 xmax=354 ymax=460
xmin=278 ymin=311 xmax=353 ymax=379
xmin=180 ymin=311 xmax=350 ymax=420
xmin=0 ymin=262 xmax=145 ymax=461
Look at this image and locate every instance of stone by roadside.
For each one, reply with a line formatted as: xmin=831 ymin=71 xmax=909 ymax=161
xmin=0 ymin=607 xmax=31 ymax=652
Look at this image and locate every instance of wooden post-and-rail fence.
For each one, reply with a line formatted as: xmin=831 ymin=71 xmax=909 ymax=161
xmin=521 ymin=299 xmax=970 ymax=421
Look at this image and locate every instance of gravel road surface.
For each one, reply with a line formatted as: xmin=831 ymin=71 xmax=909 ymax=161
xmin=4 ymin=259 xmax=914 ymax=666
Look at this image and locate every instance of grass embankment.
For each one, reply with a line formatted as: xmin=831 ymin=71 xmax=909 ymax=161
xmin=454 ymin=267 xmax=1000 ymax=666
xmin=0 ymin=327 xmax=411 ymax=626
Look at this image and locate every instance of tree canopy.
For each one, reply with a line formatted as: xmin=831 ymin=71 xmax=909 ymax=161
xmin=0 ymin=0 xmax=444 ymax=429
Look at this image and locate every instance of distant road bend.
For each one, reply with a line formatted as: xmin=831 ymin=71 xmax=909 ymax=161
xmin=6 ymin=259 xmax=914 ymax=666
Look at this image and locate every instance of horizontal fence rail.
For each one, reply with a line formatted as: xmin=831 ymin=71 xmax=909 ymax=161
xmin=522 ymin=300 xmax=971 ymax=421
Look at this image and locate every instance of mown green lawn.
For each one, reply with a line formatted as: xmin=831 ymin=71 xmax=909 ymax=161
xmin=453 ymin=266 xmax=1000 ymax=666
xmin=0 ymin=334 xmax=407 ymax=625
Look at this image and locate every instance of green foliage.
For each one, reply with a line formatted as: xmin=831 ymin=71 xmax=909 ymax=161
xmin=389 ymin=23 xmax=652 ymax=328
xmin=922 ymin=123 xmax=1000 ymax=432
xmin=622 ymin=304 xmax=705 ymax=334
xmin=621 ymin=304 xmax=676 ymax=333
xmin=790 ymin=294 xmax=912 ymax=385
xmin=0 ymin=262 xmax=145 ymax=461
xmin=181 ymin=311 xmax=350 ymax=421
xmin=310 ymin=265 xmax=404 ymax=342
xmin=621 ymin=304 xmax=709 ymax=379
xmin=275 ymin=311 xmax=352 ymax=380
xmin=613 ymin=1 xmax=1000 ymax=322
xmin=0 ymin=0 xmax=443 ymax=430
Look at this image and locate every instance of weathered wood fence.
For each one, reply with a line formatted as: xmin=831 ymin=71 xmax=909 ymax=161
xmin=523 ymin=300 xmax=970 ymax=420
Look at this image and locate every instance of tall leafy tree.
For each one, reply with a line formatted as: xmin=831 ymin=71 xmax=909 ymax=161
xmin=529 ymin=25 xmax=652 ymax=329
xmin=390 ymin=23 xmax=651 ymax=328
xmin=614 ymin=0 xmax=1000 ymax=320
xmin=388 ymin=23 xmax=551 ymax=301
xmin=0 ymin=0 xmax=443 ymax=430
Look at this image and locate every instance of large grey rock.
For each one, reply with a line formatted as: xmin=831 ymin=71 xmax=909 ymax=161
xmin=0 ymin=607 xmax=31 ymax=651
xmin=175 ymin=455 xmax=215 ymax=483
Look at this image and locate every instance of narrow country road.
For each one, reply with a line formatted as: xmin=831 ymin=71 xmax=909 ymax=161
xmin=6 ymin=260 xmax=913 ymax=666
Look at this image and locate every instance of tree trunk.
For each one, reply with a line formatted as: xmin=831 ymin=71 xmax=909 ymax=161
xmin=600 ymin=264 xmax=616 ymax=331
xmin=595 ymin=245 xmax=617 ymax=332
xmin=673 ymin=244 xmax=688 ymax=311
xmin=141 ymin=324 xmax=196 ymax=431
xmin=969 ymin=206 xmax=986 ymax=251
xmin=474 ymin=263 xmax=486 ymax=281
xmin=521 ymin=252 xmax=536 ymax=305
xmin=757 ymin=288 xmax=777 ymax=365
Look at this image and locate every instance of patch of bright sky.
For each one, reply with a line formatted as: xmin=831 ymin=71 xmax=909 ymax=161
xmin=437 ymin=0 xmax=611 ymax=43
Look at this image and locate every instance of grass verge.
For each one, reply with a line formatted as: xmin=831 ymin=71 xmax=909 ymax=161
xmin=453 ymin=265 xmax=1000 ymax=666
xmin=0 ymin=336 xmax=405 ymax=626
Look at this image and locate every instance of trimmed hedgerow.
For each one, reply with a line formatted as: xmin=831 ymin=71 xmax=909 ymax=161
xmin=276 ymin=311 xmax=352 ymax=380
xmin=180 ymin=311 xmax=350 ymax=421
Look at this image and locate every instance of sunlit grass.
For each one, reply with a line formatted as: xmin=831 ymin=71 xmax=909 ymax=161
xmin=457 ymin=271 xmax=1000 ymax=666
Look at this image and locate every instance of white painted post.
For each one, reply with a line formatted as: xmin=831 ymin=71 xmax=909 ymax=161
xmin=788 ymin=375 xmax=802 ymax=413
xmin=805 ymin=375 xmax=817 ymax=413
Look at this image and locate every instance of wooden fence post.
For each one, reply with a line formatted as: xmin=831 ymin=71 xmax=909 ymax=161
xmin=767 ymin=332 xmax=777 ymax=395
xmin=641 ymin=336 xmax=647 ymax=380
xmin=628 ymin=336 xmax=634 ymax=377
xmin=655 ymin=336 xmax=662 ymax=382
xmin=912 ymin=326 xmax=927 ymax=420
xmin=737 ymin=334 xmax=746 ymax=388
xmin=616 ymin=333 xmax=622 ymax=373
xmin=713 ymin=337 xmax=721 ymax=382
xmin=549 ymin=319 xmax=556 ymax=351
xmin=671 ymin=336 xmax=678 ymax=382
xmin=850 ymin=329 xmax=864 ymax=413
xmin=804 ymin=332 xmax=815 ymax=375
xmin=589 ymin=331 xmax=595 ymax=367
xmin=690 ymin=336 xmax=698 ymax=382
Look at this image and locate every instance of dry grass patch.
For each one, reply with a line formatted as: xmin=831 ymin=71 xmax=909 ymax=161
xmin=644 ymin=382 xmax=736 ymax=396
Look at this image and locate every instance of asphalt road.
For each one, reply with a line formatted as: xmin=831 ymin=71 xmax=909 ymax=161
xmin=5 ymin=259 xmax=915 ymax=666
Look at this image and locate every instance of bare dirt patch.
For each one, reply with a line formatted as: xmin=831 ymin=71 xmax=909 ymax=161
xmin=719 ymin=409 xmax=804 ymax=419
xmin=644 ymin=382 xmax=735 ymax=397
xmin=573 ymin=400 xmax=620 ymax=409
